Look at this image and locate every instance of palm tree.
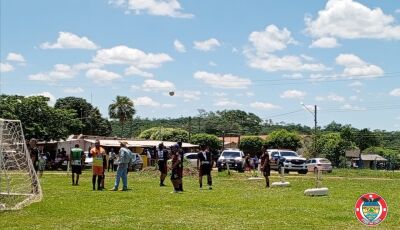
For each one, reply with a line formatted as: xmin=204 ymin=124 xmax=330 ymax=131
xmin=108 ymin=96 xmax=135 ymax=137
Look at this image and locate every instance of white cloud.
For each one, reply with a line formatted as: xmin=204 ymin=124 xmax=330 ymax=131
xmin=6 ymin=53 xmax=26 ymax=62
xmin=336 ymin=54 xmax=384 ymax=78
xmin=246 ymin=92 xmax=255 ymax=97
xmin=305 ymin=0 xmax=400 ymax=40
xmin=40 ymin=32 xmax=98 ymax=49
xmin=248 ymin=55 xmax=328 ymax=72
xmin=209 ymin=61 xmax=217 ymax=66
xmin=93 ymin=45 xmax=173 ymax=69
xmin=248 ymin=24 xmax=297 ymax=55
xmin=133 ymin=96 xmax=175 ymax=108
xmin=315 ymin=93 xmax=346 ymax=102
xmin=283 ymin=73 xmax=304 ymax=79
xmin=32 ymin=92 xmax=56 ymax=106
xmin=341 ymin=104 xmax=366 ymax=111
xmin=213 ymin=98 xmax=242 ymax=107
xmin=110 ymin=0 xmax=194 ymax=18
xmin=0 ymin=62 xmax=14 ymax=73
xmin=86 ymin=68 xmax=122 ymax=84
xmin=63 ymin=87 xmax=84 ymax=94
xmin=389 ymin=88 xmax=400 ymax=96
xmin=174 ymin=90 xmax=201 ymax=102
xmin=133 ymin=96 xmax=160 ymax=107
xmin=213 ymin=92 xmax=227 ymax=97
xmin=246 ymin=25 xmax=327 ymax=72
xmin=174 ymin=40 xmax=186 ymax=53
xmin=348 ymin=81 xmax=363 ymax=87
xmin=250 ymin=102 xmax=280 ymax=110
xmin=29 ymin=64 xmax=77 ymax=81
xmin=193 ymin=71 xmax=251 ymax=89
xmin=396 ymin=9 xmax=400 ymax=14
xmin=124 ymin=66 xmax=153 ymax=77
xmin=310 ymin=37 xmax=340 ymax=48
xmin=280 ymin=90 xmax=306 ymax=99
xmin=142 ymin=79 xmax=175 ymax=92
xmin=73 ymin=62 xmax=103 ymax=71
xmin=193 ymin=38 xmax=221 ymax=51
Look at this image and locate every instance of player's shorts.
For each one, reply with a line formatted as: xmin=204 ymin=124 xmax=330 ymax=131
xmin=72 ymin=165 xmax=82 ymax=174
xmin=158 ymin=161 xmax=167 ymax=174
xmin=92 ymin=166 xmax=104 ymax=176
xmin=199 ymin=163 xmax=211 ymax=176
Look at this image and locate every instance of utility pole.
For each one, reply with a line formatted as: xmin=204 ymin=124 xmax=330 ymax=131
xmin=301 ymin=103 xmax=318 ymax=157
xmin=188 ymin=116 xmax=192 ymax=141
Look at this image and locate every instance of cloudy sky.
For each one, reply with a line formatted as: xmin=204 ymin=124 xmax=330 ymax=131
xmin=1 ymin=0 xmax=399 ymax=131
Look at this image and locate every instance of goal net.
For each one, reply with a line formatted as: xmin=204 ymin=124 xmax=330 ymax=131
xmin=0 ymin=119 xmax=42 ymax=211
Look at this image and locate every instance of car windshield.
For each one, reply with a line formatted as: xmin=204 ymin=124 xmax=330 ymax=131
xmin=222 ymin=151 xmax=241 ymax=158
xmin=280 ymin=151 xmax=298 ymax=157
xmin=319 ymin=159 xmax=330 ymax=163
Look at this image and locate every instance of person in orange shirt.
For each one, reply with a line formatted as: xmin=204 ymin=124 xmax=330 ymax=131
xmin=89 ymin=140 xmax=106 ymax=190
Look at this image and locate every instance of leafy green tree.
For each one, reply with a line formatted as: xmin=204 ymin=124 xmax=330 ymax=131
xmin=0 ymin=94 xmax=80 ymax=140
xmin=108 ymin=96 xmax=135 ymax=137
xmin=239 ymin=136 xmax=264 ymax=156
xmin=355 ymin=128 xmax=381 ymax=152
xmin=315 ymin=133 xmax=349 ymax=167
xmin=266 ymin=129 xmax=302 ymax=151
xmin=138 ymin=127 xmax=189 ymax=142
xmin=55 ymin=97 xmax=111 ymax=136
xmin=190 ymin=133 xmax=221 ymax=150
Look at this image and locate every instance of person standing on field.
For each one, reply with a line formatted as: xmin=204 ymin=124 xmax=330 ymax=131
xmin=157 ymin=143 xmax=169 ymax=187
xmin=108 ymin=148 xmax=116 ymax=172
xmin=90 ymin=140 xmax=106 ymax=190
xmin=170 ymin=144 xmax=182 ymax=193
xmin=70 ymin=144 xmax=84 ymax=185
xmin=110 ymin=141 xmax=131 ymax=191
xmin=197 ymin=144 xmax=212 ymax=190
xmin=260 ymin=145 xmax=271 ymax=188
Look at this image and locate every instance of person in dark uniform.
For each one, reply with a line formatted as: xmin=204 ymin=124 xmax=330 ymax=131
xmin=197 ymin=144 xmax=212 ymax=190
xmin=260 ymin=145 xmax=271 ymax=188
xmin=70 ymin=144 xmax=84 ymax=186
xmin=177 ymin=141 xmax=184 ymax=192
xmin=170 ymin=144 xmax=182 ymax=193
xmin=157 ymin=143 xmax=168 ymax=187
xmin=29 ymin=139 xmax=39 ymax=172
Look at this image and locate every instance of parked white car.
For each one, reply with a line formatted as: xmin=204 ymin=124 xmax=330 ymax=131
xmin=183 ymin=152 xmax=199 ymax=167
xmin=306 ymin=158 xmax=332 ymax=173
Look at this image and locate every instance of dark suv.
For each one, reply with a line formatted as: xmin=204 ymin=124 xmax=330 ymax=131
xmin=217 ymin=149 xmax=245 ymax=172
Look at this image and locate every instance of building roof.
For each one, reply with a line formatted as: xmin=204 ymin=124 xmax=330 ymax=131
xmin=360 ymin=154 xmax=387 ymax=161
xmin=345 ymin=149 xmax=360 ymax=158
xmin=82 ymin=139 xmax=198 ymax=148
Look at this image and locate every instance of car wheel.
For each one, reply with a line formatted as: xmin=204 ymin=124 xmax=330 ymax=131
xmin=237 ymin=166 xmax=244 ymax=173
xmin=218 ymin=167 xmax=222 ymax=172
xmin=284 ymin=169 xmax=289 ymax=174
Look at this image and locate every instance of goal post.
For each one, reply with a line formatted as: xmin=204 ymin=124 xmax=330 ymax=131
xmin=0 ymin=119 xmax=42 ymax=211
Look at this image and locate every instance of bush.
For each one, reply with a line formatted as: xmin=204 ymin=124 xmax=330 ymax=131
xmin=265 ymin=129 xmax=302 ymax=151
xmin=239 ymin=136 xmax=264 ymax=156
xmin=190 ymin=133 xmax=221 ymax=150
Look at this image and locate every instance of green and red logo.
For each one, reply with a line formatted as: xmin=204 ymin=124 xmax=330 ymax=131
xmin=354 ymin=193 xmax=388 ymax=226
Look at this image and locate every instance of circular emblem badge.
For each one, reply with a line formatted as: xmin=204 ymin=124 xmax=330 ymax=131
xmin=354 ymin=193 xmax=388 ymax=226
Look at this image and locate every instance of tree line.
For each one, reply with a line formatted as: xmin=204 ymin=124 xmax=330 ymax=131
xmin=1 ymin=94 xmax=399 ymax=168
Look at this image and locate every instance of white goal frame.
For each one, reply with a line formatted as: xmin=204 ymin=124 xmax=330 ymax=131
xmin=0 ymin=119 xmax=42 ymax=211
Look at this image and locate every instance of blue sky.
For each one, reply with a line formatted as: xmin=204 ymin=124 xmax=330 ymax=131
xmin=1 ymin=0 xmax=399 ymax=131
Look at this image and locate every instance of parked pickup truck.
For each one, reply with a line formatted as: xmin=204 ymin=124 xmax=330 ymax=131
xmin=268 ymin=149 xmax=307 ymax=174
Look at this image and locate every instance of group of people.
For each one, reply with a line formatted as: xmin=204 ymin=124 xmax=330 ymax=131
xmin=69 ymin=140 xmax=134 ymax=191
xmin=30 ymin=139 xmax=272 ymax=192
xmin=157 ymin=142 xmax=213 ymax=192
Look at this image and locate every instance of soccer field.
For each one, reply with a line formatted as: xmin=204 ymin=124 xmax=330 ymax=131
xmin=1 ymin=169 xmax=399 ymax=229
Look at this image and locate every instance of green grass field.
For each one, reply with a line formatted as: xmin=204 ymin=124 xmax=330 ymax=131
xmin=1 ymin=169 xmax=399 ymax=229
